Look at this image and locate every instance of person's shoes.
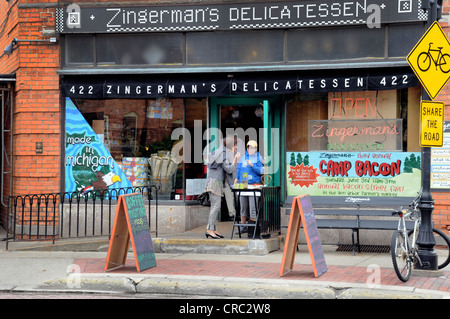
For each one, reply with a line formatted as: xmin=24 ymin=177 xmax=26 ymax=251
xmin=205 ymin=232 xmax=220 ymax=239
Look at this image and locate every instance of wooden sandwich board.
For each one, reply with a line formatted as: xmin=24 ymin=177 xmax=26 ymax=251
xmin=280 ymin=194 xmax=327 ymax=277
xmin=105 ymin=193 xmax=156 ymax=272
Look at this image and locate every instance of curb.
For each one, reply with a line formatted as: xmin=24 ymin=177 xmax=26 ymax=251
xmin=33 ymin=274 xmax=450 ymax=299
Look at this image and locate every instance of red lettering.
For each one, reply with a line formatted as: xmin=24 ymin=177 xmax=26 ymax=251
xmin=355 ymin=160 xmax=402 ymax=177
xmin=330 ymin=97 xmax=377 ymax=118
xmin=319 ymin=160 xmax=352 ymax=177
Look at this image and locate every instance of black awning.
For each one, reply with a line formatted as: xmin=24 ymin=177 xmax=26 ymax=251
xmin=0 ymin=73 xmax=16 ymax=82
xmin=61 ymin=68 xmax=419 ymax=99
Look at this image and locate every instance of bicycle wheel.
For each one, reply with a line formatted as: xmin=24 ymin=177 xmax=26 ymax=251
xmin=407 ymin=228 xmax=450 ymax=269
xmin=417 ymin=52 xmax=431 ymax=72
xmin=439 ymin=54 xmax=450 ymax=73
xmin=391 ymin=230 xmax=412 ymax=282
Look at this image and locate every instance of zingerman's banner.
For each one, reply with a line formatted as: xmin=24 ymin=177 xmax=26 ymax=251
xmin=61 ymin=70 xmax=419 ymax=99
xmin=287 ymin=152 xmax=421 ymax=198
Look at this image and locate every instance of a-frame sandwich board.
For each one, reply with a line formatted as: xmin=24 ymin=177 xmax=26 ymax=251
xmin=280 ymin=194 xmax=327 ymax=277
xmin=105 ymin=193 xmax=156 ymax=272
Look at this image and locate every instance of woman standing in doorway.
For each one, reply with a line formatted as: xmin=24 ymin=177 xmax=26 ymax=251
xmin=204 ymin=137 xmax=240 ymax=239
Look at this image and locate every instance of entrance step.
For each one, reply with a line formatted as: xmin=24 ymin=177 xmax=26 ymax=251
xmin=153 ymin=236 xmax=281 ymax=255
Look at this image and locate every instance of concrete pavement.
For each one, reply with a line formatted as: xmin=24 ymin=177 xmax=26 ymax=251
xmin=1 ymin=225 xmax=450 ymax=299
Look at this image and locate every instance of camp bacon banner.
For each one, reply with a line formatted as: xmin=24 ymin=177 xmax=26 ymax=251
xmin=286 ymin=151 xmax=421 ymax=198
xmin=61 ymin=70 xmax=419 ymax=99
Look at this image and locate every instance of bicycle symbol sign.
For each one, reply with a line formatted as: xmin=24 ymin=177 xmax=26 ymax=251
xmin=407 ymin=21 xmax=450 ymax=100
xmin=417 ymin=43 xmax=450 ymax=74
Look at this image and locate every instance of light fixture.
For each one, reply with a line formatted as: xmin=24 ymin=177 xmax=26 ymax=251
xmin=3 ymin=39 xmax=17 ymax=56
xmin=1 ymin=37 xmax=57 ymax=58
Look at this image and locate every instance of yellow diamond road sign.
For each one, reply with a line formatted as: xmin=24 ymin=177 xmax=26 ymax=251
xmin=407 ymin=21 xmax=450 ymax=100
xmin=420 ymin=100 xmax=444 ymax=147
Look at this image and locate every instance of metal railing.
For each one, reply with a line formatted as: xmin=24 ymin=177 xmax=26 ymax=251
xmin=4 ymin=185 xmax=159 ymax=250
xmin=261 ymin=186 xmax=281 ymax=234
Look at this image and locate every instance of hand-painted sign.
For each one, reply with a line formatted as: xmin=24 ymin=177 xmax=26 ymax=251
xmin=105 ymin=193 xmax=156 ymax=272
xmin=287 ymin=152 xmax=421 ymax=197
xmin=65 ymin=97 xmax=131 ymax=194
xmin=280 ymin=194 xmax=327 ymax=278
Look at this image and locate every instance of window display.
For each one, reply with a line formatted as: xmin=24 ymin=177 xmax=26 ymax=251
xmin=65 ymin=97 xmax=207 ymax=200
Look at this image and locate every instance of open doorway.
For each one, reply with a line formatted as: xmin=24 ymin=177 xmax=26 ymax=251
xmin=210 ymin=95 xmax=283 ymax=189
xmin=220 ymin=104 xmax=264 ymax=146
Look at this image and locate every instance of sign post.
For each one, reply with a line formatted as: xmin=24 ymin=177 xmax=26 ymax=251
xmin=407 ymin=1 xmax=448 ymax=272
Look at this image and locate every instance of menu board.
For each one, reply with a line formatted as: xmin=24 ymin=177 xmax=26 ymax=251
xmin=280 ymin=194 xmax=327 ymax=278
xmin=105 ymin=193 xmax=156 ymax=272
xmin=431 ymin=121 xmax=450 ymax=190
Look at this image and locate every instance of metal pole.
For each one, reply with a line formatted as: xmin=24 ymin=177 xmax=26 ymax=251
xmin=416 ymin=0 xmax=438 ymax=271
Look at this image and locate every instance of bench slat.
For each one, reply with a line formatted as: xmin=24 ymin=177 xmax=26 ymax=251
xmin=359 ymin=220 xmax=414 ymax=230
xmin=313 ymin=209 xmax=358 ymax=216
xmin=316 ymin=219 xmax=358 ymax=229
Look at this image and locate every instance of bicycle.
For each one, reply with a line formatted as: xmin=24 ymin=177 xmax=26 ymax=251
xmin=391 ymin=190 xmax=450 ymax=282
xmin=417 ymin=42 xmax=450 ymax=73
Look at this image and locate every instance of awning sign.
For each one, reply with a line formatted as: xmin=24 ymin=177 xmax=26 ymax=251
xmin=61 ymin=71 xmax=419 ymax=99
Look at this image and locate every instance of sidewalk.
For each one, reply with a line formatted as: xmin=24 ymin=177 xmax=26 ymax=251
xmin=1 ymin=224 xmax=450 ymax=299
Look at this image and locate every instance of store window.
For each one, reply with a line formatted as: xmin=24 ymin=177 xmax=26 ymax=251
xmin=65 ymin=98 xmax=207 ymax=201
xmin=62 ymin=24 xmax=424 ymax=69
xmin=64 ymin=35 xmax=94 ymax=66
xmin=287 ymin=26 xmax=385 ymax=61
xmin=96 ymin=33 xmax=184 ymax=66
xmin=285 ymin=88 xmax=422 ymax=199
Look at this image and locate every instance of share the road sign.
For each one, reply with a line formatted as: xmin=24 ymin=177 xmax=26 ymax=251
xmin=407 ymin=21 xmax=450 ymax=100
xmin=420 ymin=100 xmax=444 ymax=147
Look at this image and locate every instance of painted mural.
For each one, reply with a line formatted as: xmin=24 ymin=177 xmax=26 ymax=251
xmin=65 ymin=97 xmax=132 ymax=194
xmin=287 ymin=152 xmax=421 ymax=197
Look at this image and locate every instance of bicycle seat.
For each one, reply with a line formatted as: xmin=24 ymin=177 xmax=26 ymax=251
xmin=438 ymin=47 xmax=444 ymax=50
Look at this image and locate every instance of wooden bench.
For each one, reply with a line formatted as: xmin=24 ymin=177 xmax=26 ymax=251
xmin=287 ymin=204 xmax=415 ymax=255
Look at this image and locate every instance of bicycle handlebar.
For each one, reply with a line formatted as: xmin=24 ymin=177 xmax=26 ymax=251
xmin=393 ymin=189 xmax=422 ymax=218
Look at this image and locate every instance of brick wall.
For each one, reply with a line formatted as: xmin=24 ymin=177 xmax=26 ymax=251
xmin=1 ymin=2 xmax=60 ymax=196
xmin=0 ymin=1 xmax=60 ymax=230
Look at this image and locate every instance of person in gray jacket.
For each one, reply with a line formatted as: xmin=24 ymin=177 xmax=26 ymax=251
xmin=223 ymin=135 xmax=240 ymax=220
xmin=203 ymin=137 xmax=240 ymax=239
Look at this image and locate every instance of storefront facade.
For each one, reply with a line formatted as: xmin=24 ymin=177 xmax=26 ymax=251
xmin=1 ymin=0 xmax=450 ymax=237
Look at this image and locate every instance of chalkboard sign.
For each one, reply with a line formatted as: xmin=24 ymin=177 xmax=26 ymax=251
xmin=280 ymin=194 xmax=327 ymax=277
xmin=105 ymin=193 xmax=156 ymax=272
